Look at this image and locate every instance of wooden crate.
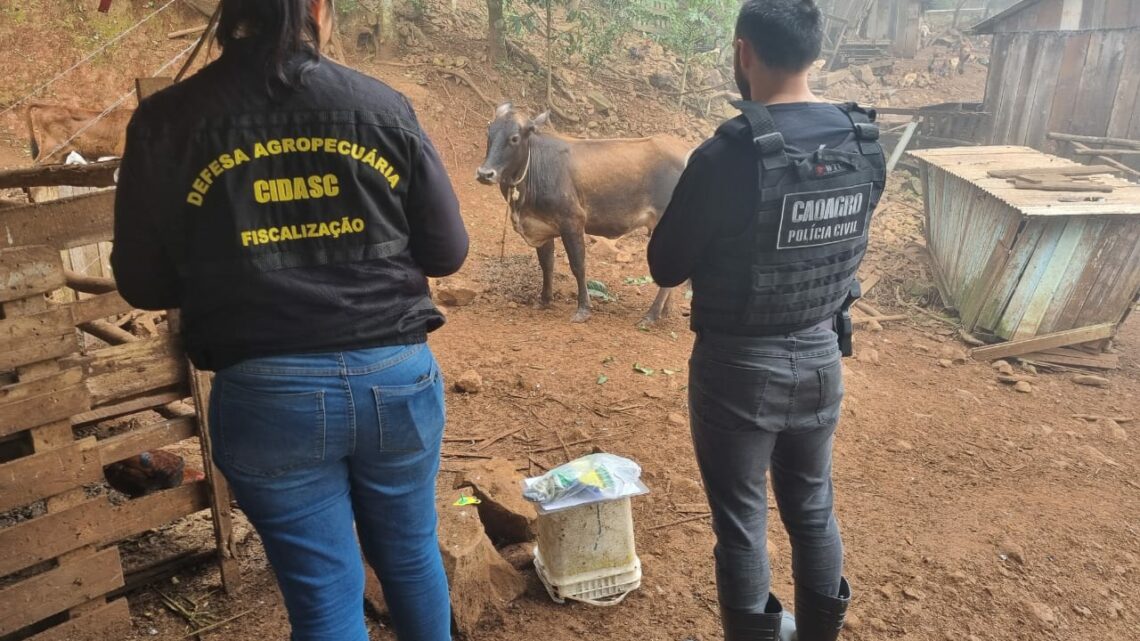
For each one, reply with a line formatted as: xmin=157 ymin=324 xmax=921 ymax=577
xmin=0 ymin=190 xmax=237 ymax=641
xmin=909 ymin=146 xmax=1140 ymax=345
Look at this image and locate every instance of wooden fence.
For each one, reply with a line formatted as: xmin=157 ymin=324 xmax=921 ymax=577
xmin=0 ymin=181 xmax=237 ymax=639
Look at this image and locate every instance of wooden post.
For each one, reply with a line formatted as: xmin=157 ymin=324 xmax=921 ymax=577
xmin=135 ymin=78 xmax=241 ymax=594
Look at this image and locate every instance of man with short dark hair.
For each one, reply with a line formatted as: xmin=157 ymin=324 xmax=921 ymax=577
xmin=648 ymin=1 xmax=885 ymax=640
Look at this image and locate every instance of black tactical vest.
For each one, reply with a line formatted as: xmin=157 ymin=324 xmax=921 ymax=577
xmin=690 ymin=101 xmax=885 ymax=336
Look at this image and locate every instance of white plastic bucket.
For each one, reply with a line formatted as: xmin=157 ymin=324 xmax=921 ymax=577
xmin=533 ymin=497 xmax=641 ymax=606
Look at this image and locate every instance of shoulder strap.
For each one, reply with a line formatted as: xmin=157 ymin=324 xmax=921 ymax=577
xmin=837 ymin=102 xmax=883 ymax=158
xmin=731 ymin=100 xmax=789 ymax=172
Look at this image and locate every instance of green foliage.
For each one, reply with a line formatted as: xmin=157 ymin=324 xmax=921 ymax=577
xmin=649 ymin=0 xmax=737 ymax=63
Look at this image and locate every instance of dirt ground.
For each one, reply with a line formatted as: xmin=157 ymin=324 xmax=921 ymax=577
xmin=1 ymin=2 xmax=1138 ymax=641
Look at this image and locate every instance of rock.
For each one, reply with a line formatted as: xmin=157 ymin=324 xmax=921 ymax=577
xmin=998 ymin=374 xmax=1034 ymax=385
xmin=1026 ymin=601 xmax=1056 ymax=626
xmin=615 ymin=251 xmax=634 ymax=264
xmin=993 ymin=360 xmax=1015 ymax=375
xmin=1072 ymin=604 xmax=1092 ymax=618
xmin=887 ymin=440 xmax=914 ymax=453
xmin=853 ymin=64 xmax=877 ymax=86
xmin=1073 ymin=375 xmax=1110 ymax=388
xmin=903 ymin=587 xmax=927 ymax=601
xmin=454 ymin=55 xmax=470 ymax=69
xmin=998 ymin=538 xmax=1026 ymax=565
xmin=939 ymin=345 xmax=969 ymax=364
xmin=939 ymin=359 xmax=954 ymax=368
xmin=877 ymin=584 xmax=896 ymax=599
xmin=667 ymin=413 xmax=686 ymax=426
xmin=1101 ymin=419 xmax=1128 ymax=442
xmin=587 ymin=120 xmax=600 ymax=130
xmin=438 ymin=499 xmax=527 ymax=636
xmin=648 ymin=71 xmax=676 ymax=91
xmin=948 ymin=570 xmax=969 ymax=583
xmin=845 ymin=612 xmax=861 ymax=630
xmin=498 ymin=542 xmax=536 ymax=571
xmin=587 ymin=91 xmax=615 ymax=115
xmin=857 ymin=349 xmax=881 ymax=365
xmin=1108 ymin=600 xmax=1125 ymax=618
xmin=1081 ymin=445 xmax=1120 ymax=467
xmin=437 ymin=288 xmax=477 ymax=307
xmin=454 ymin=370 xmax=484 ymax=394
xmin=1014 ymin=381 xmax=1033 ymax=394
xmin=868 ymin=618 xmax=891 ymax=633
xmin=455 ymin=458 xmax=538 ymax=545
xmin=1022 ymin=363 xmax=1038 ymax=376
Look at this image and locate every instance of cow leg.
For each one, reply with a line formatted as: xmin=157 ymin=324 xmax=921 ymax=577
xmin=561 ymin=229 xmax=591 ymax=323
xmin=536 ymin=240 xmax=555 ymax=309
xmin=639 ymin=286 xmax=674 ymax=327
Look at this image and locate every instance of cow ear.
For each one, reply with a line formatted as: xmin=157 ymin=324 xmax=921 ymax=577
xmin=495 ymin=102 xmax=513 ymax=118
xmin=531 ymin=111 xmax=550 ymax=130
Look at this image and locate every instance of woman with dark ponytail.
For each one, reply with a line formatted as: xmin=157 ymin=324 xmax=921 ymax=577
xmin=112 ymin=1 xmax=467 ymax=639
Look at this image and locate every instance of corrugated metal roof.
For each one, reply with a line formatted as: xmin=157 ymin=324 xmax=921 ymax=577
xmin=909 ymin=146 xmax=1140 ymax=217
xmin=970 ymin=0 xmax=1046 ymax=34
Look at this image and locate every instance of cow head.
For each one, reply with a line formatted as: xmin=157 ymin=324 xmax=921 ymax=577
xmin=476 ymin=103 xmax=549 ymax=185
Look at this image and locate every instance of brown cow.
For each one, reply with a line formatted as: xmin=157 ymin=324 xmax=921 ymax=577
xmin=25 ymin=102 xmax=133 ymax=164
xmin=477 ymin=104 xmax=688 ymax=324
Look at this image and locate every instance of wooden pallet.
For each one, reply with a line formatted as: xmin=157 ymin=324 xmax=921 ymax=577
xmin=0 ymin=190 xmax=237 ymax=640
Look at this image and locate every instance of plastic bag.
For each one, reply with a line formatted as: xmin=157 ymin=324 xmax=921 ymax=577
xmin=522 ymin=453 xmax=642 ymax=508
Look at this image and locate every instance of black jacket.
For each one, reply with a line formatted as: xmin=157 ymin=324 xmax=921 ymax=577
xmin=112 ymin=40 xmax=468 ymax=371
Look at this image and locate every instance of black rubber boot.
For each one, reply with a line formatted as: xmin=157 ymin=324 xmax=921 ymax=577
xmin=721 ymin=594 xmax=785 ymax=641
xmin=788 ymin=578 xmax=851 ymax=641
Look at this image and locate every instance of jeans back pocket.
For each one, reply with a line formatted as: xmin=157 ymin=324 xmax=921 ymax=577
xmin=214 ymin=379 xmax=327 ymax=478
xmin=373 ymin=371 xmax=445 ymax=453
xmin=815 ymin=360 xmax=845 ymax=426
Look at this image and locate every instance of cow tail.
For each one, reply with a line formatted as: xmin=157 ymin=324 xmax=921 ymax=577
xmin=25 ymin=105 xmax=39 ymax=162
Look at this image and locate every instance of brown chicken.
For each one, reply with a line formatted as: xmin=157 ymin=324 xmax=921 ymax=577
xmin=103 ymin=450 xmax=204 ymax=498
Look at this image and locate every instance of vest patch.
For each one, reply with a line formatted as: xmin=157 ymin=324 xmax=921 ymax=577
xmin=777 ymin=183 xmax=873 ymax=250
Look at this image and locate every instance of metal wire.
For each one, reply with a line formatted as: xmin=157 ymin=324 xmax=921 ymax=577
xmin=0 ymin=0 xmax=180 ymax=119
xmin=36 ymin=40 xmax=198 ymax=163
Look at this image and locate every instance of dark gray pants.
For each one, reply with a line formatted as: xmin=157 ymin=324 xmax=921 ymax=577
xmin=689 ymin=323 xmax=845 ymax=615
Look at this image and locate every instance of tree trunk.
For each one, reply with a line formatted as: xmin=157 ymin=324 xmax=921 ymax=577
xmin=545 ymin=0 xmax=554 ymax=108
xmin=951 ymin=0 xmax=969 ymax=28
xmin=379 ymin=0 xmax=396 ymax=46
xmin=678 ymin=53 xmax=690 ymax=108
xmin=487 ymin=0 xmax=507 ymax=62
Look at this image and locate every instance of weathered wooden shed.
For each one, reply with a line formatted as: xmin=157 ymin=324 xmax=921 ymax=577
xmin=970 ymin=0 xmax=1140 ymax=155
xmin=818 ymin=0 xmax=923 ymax=62
xmin=910 ymin=146 xmax=1140 ymax=352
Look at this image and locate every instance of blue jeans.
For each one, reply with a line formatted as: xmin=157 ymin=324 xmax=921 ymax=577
xmin=689 ymin=323 xmax=845 ymax=615
xmin=209 ymin=344 xmax=451 ymax=641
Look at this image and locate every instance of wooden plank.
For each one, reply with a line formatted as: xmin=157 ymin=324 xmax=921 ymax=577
xmin=0 ymin=306 xmax=74 ymax=357
xmin=1071 ymin=31 xmax=1126 ymax=138
xmin=0 ymin=367 xmax=83 ymax=407
xmin=975 ymin=220 xmax=1047 ymax=333
xmin=0 ymin=333 xmax=79 ymax=373
xmin=1106 ymin=39 xmax=1140 ymax=140
xmin=0 ymin=547 xmax=123 ymax=635
xmin=1047 ymin=32 xmax=1094 ymax=152
xmin=1073 ymin=222 xmax=1140 ymax=328
xmin=0 ymin=383 xmax=89 ymax=439
xmin=981 ymin=35 xmax=1011 ymax=124
xmin=1022 ymin=33 xmax=1067 ymax=149
xmin=190 ymin=368 xmax=241 ymax=593
xmin=1022 ymin=348 xmax=1120 ymax=370
xmin=1011 ymin=179 xmax=1114 ymax=192
xmin=960 ymin=205 xmax=1022 ymax=330
xmin=0 ymin=246 xmax=65 ymax=303
xmin=970 ymin=323 xmax=1117 ymax=361
xmin=0 ymin=498 xmax=107 ymax=577
xmin=993 ymin=34 xmax=1032 ymax=145
xmin=0 ymin=191 xmax=115 ymax=251
xmin=100 ymin=481 xmax=210 ymax=545
xmin=97 ymin=416 xmax=197 ymax=464
xmin=0 ymin=162 xmax=118 ymax=190
xmin=987 ymin=165 xmax=1120 ymax=179
xmin=71 ymin=391 xmax=188 ymax=427
xmin=1038 ymin=217 xmax=1107 ymax=334
xmin=997 ymin=219 xmax=1068 ymax=338
xmin=69 ymin=291 xmax=131 ymax=325
xmin=0 ymin=439 xmax=101 ymax=513
xmin=26 ymin=598 xmax=130 ymax=641
xmin=73 ymin=336 xmax=189 ymax=407
xmin=1013 ymin=218 xmax=1087 ymax=339
xmin=0 ymin=481 xmax=209 ymax=578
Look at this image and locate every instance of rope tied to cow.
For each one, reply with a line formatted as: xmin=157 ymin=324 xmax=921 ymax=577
xmin=500 ymin=150 xmax=532 ymax=262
